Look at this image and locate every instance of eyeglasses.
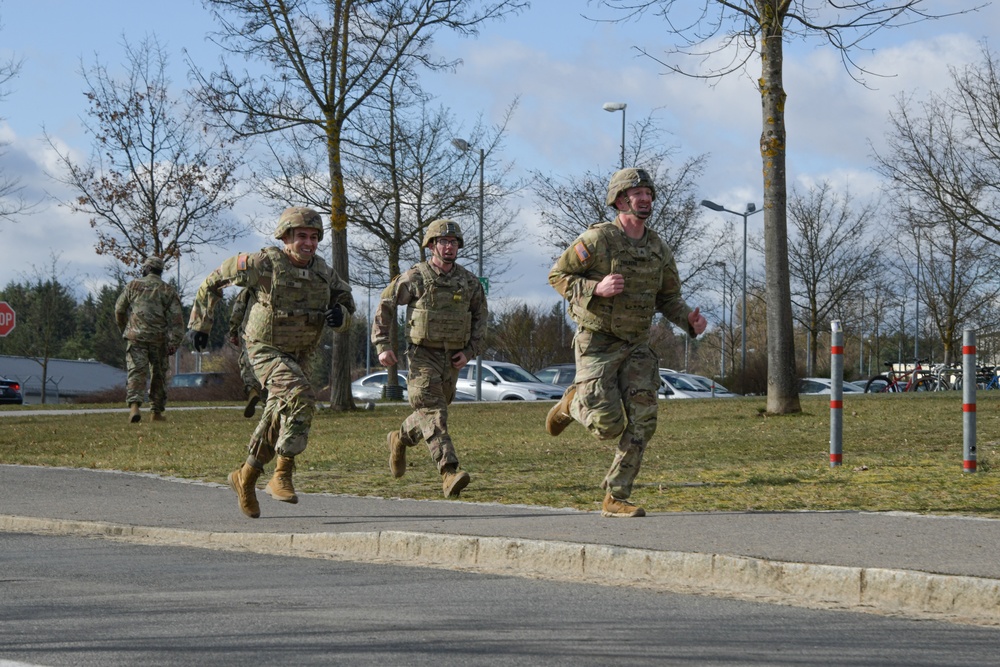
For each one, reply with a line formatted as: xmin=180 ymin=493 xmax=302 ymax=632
xmin=434 ymin=238 xmax=459 ymax=247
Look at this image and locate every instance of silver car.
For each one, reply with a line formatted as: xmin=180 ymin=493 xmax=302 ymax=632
xmin=351 ymin=370 xmax=408 ymax=401
xmin=456 ymin=360 xmax=564 ymax=401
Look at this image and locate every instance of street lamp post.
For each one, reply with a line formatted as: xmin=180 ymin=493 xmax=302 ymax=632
xmin=602 ymin=102 xmax=626 ymax=168
xmin=451 ymin=137 xmax=485 ymax=400
xmin=715 ymin=261 xmax=727 ymax=380
xmin=700 ymin=199 xmax=762 ymax=392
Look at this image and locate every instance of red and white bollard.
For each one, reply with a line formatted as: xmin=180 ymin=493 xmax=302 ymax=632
xmin=830 ymin=320 xmax=843 ymax=467
xmin=963 ymin=328 xmax=977 ymax=473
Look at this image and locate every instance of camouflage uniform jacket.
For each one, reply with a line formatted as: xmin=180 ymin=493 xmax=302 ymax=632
xmin=372 ymin=260 xmax=487 ymax=360
xmin=548 ymin=219 xmax=695 ymax=344
xmin=114 ymin=273 xmax=184 ymax=347
xmin=189 ymin=247 xmax=354 ymax=354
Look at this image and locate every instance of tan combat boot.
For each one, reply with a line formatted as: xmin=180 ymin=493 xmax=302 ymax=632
xmin=388 ymin=431 xmax=407 ymax=478
xmin=265 ymin=455 xmax=298 ymax=504
xmin=152 ymin=412 xmax=166 ymax=422
xmin=128 ymin=402 xmax=141 ymax=424
xmin=441 ymin=465 xmax=471 ymax=498
xmin=601 ymin=493 xmax=646 ymax=518
xmin=545 ymin=385 xmax=576 ymax=436
xmin=228 ymin=463 xmax=262 ymax=518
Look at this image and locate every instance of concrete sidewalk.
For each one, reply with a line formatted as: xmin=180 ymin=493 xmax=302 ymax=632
xmin=1 ymin=464 xmax=998 ymax=626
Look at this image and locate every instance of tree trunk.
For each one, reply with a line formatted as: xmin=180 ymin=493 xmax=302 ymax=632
xmin=759 ymin=10 xmax=801 ymax=414
xmin=327 ymin=127 xmax=355 ymax=411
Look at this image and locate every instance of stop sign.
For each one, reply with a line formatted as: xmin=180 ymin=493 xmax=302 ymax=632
xmin=0 ymin=301 xmax=15 ymax=337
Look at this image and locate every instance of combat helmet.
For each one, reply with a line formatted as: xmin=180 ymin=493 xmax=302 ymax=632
xmin=605 ymin=168 xmax=656 ymax=208
xmin=274 ymin=207 xmax=324 ymax=242
xmin=422 ymin=219 xmax=464 ymax=248
xmin=142 ymin=256 xmax=165 ymax=272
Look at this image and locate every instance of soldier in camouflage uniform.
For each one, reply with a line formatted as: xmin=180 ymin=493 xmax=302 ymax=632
xmin=546 ymin=168 xmax=707 ymax=518
xmin=187 ymin=207 xmax=355 ymax=519
xmin=114 ymin=256 xmax=184 ymax=424
xmin=228 ymin=287 xmax=267 ymax=418
xmin=372 ymin=219 xmax=487 ymax=498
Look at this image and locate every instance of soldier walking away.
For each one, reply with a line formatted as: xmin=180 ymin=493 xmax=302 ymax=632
xmin=187 ymin=207 xmax=355 ymax=518
xmin=114 ymin=256 xmax=184 ymax=424
xmin=546 ymin=168 xmax=707 ymax=518
xmin=372 ymin=219 xmax=487 ymax=498
xmin=228 ymin=287 xmax=267 ymax=418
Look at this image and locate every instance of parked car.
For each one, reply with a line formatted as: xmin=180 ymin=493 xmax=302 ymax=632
xmin=351 ymin=370 xmax=408 ymax=401
xmin=168 ymin=372 xmax=228 ymax=389
xmin=533 ymin=363 xmax=576 ymax=387
xmin=799 ymin=377 xmax=865 ymax=395
xmin=455 ymin=360 xmax=564 ymax=401
xmin=684 ymin=373 xmax=738 ymax=397
xmin=0 ymin=375 xmax=23 ymax=405
xmin=658 ymin=370 xmax=736 ymax=399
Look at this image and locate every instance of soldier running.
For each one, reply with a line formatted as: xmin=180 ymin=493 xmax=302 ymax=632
xmin=546 ymin=168 xmax=707 ymax=518
xmin=114 ymin=256 xmax=184 ymax=424
xmin=187 ymin=207 xmax=355 ymax=518
xmin=372 ymin=219 xmax=487 ymax=498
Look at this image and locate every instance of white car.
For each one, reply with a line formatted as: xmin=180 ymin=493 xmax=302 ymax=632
xmin=455 ymin=360 xmax=564 ymax=401
xmin=799 ymin=377 xmax=865 ymax=395
xmin=658 ymin=371 xmax=737 ymax=399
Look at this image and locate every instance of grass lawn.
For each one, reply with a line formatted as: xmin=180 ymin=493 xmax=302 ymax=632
xmin=2 ymin=391 xmax=998 ymax=516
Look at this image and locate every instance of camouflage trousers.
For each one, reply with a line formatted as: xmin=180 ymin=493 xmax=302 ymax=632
xmin=238 ymin=344 xmax=260 ymax=396
xmin=125 ymin=340 xmax=170 ymax=413
xmin=395 ymin=345 xmax=461 ymax=471
xmin=568 ymin=328 xmax=660 ymax=500
xmin=245 ymin=342 xmax=315 ymax=465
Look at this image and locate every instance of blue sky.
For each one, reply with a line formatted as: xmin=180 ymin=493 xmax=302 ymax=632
xmin=1 ymin=0 xmax=997 ymax=315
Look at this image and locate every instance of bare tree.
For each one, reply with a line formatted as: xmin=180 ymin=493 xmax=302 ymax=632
xmin=190 ymin=0 xmax=527 ymax=410
xmin=896 ymin=213 xmax=1000 ymax=365
xmin=530 ymin=113 xmax=723 ymax=298
xmin=875 ymin=43 xmax=1000 ymax=249
xmin=786 ymin=182 xmax=880 ymax=372
xmin=46 ymin=35 xmax=245 ymax=272
xmin=595 ymin=0 xmax=980 ymax=414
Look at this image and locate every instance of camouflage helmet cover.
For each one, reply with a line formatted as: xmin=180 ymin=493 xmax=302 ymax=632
xmin=605 ymin=168 xmax=657 ymax=207
xmin=274 ymin=207 xmax=324 ymax=242
xmin=423 ymin=219 xmax=464 ymax=248
xmin=142 ymin=256 xmax=165 ymax=272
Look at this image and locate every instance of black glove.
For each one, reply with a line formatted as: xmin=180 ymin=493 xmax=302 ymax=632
xmin=186 ymin=329 xmax=209 ymax=352
xmin=325 ymin=304 xmax=344 ymax=328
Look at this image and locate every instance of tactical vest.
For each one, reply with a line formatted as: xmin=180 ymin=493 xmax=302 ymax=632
xmin=570 ymin=223 xmax=664 ymax=341
xmin=406 ymin=263 xmax=473 ymax=349
xmin=243 ymin=246 xmax=332 ymax=351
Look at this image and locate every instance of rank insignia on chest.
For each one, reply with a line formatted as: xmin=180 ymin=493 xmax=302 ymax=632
xmin=574 ymin=242 xmax=591 ymax=263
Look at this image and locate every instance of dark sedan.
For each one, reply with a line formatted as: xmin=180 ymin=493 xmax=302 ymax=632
xmin=0 ymin=376 xmax=24 ymax=405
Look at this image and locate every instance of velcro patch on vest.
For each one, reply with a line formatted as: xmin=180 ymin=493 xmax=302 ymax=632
xmin=237 ymin=254 xmax=249 ymax=271
xmin=574 ymin=242 xmax=591 ymax=263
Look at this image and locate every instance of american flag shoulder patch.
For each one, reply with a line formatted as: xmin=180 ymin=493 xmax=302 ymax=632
xmin=237 ymin=254 xmax=249 ymax=271
xmin=574 ymin=242 xmax=591 ymax=263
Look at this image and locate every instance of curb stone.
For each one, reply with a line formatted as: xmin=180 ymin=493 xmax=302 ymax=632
xmin=2 ymin=514 xmax=997 ymax=627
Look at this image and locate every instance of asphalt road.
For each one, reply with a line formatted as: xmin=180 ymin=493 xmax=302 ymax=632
xmin=3 ymin=532 xmax=999 ymax=667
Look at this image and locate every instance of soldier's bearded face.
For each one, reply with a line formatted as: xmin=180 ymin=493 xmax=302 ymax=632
xmin=284 ymin=228 xmax=320 ymax=266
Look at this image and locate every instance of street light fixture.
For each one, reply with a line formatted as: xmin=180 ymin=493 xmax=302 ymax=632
xmin=602 ymin=102 xmax=627 ymax=168
xmin=451 ymin=137 xmax=485 ymax=401
xmin=700 ymin=199 xmax=762 ymax=392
